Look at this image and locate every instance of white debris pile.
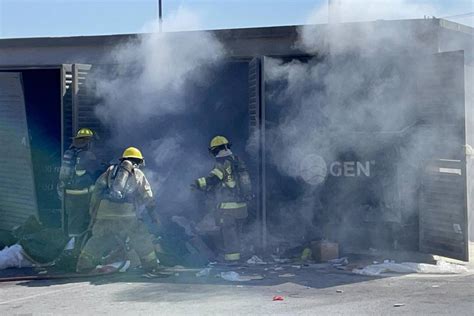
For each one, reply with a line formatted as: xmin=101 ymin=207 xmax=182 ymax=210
xmin=0 ymin=244 xmax=33 ymax=270
xmin=353 ymin=260 xmax=469 ymax=276
xmin=220 ymin=271 xmax=264 ymax=282
xmin=195 ymin=267 xmax=211 ymax=277
xmin=278 ymin=273 xmax=296 ymax=278
xmin=329 ymin=257 xmax=349 ymax=270
xmin=95 ymin=260 xmax=130 ymax=273
xmin=246 ymin=255 xmax=267 ymax=265
xmin=220 ymin=271 xmax=249 ymax=282
xmin=271 ymin=255 xmax=291 ymax=263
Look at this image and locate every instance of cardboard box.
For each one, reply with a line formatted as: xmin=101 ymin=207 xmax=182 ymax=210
xmin=310 ymin=240 xmax=339 ymax=262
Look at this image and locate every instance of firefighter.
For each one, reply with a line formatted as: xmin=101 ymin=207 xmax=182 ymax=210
xmin=76 ymin=147 xmax=161 ymax=277
xmin=57 ymin=128 xmax=101 ymax=255
xmin=192 ymin=136 xmax=253 ymax=262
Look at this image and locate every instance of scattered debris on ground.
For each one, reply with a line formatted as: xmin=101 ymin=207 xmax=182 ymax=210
xmin=301 ymin=248 xmax=312 ymax=261
xmin=0 ymin=244 xmax=33 ymax=270
xmin=195 ymin=267 xmax=211 ymax=277
xmin=3 ymin=249 xmax=468 ymax=284
xmin=328 ymin=257 xmax=349 ymax=270
xmin=220 ymin=271 xmax=242 ymax=281
xmin=95 ymin=261 xmax=129 ymax=274
xmin=278 ymin=273 xmax=296 ymax=278
xmin=272 ymin=256 xmax=291 ymax=263
xmin=311 ymin=240 xmax=339 ymax=262
xmin=220 ymin=271 xmax=264 ymax=282
xmin=353 ymin=260 xmax=468 ymax=276
xmin=247 ymin=255 xmax=267 ymax=265
xmin=328 ymin=257 xmax=349 ymax=266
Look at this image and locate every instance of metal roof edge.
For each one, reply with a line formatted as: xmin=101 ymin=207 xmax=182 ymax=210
xmin=0 ymin=18 xmax=471 ymax=49
xmin=438 ymin=18 xmax=474 ymax=36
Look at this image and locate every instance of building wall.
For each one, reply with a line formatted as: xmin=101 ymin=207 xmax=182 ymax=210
xmin=0 ymin=26 xmax=300 ymax=66
xmin=0 ymin=19 xmax=470 ymax=67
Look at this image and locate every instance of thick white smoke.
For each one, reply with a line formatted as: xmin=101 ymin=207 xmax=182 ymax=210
xmin=93 ymin=8 xmax=226 ymax=211
xmin=300 ymin=0 xmax=472 ymax=54
xmin=308 ymin=0 xmax=438 ymax=25
xmin=87 ymin=2 xmax=470 ymax=255
xmin=263 ymin=0 xmax=468 ymax=251
xmin=96 ymin=8 xmax=224 ymax=125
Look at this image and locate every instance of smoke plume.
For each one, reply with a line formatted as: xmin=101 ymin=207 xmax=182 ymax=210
xmin=87 ymin=1 xmax=470 ymax=256
xmin=263 ymin=0 xmax=468 ymax=251
xmin=92 ymin=8 xmax=226 ymax=216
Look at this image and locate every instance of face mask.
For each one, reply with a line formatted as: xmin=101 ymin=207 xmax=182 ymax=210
xmin=73 ymin=137 xmax=91 ymax=148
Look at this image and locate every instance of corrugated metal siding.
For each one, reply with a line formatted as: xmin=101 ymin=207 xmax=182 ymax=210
xmin=420 ymin=160 xmax=468 ymax=260
xmin=63 ymin=65 xmax=73 ymax=151
xmin=73 ymin=64 xmax=96 ymax=131
xmin=248 ymin=57 xmax=266 ymax=249
xmin=464 ymin=64 xmax=474 ymax=261
xmin=418 ymin=51 xmax=468 ymax=261
xmin=0 ymin=72 xmax=38 ymax=231
xmin=248 ymin=58 xmax=261 ymax=135
xmin=71 ymin=64 xmax=107 ymax=161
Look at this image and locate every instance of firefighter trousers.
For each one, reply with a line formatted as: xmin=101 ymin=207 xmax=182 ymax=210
xmin=77 ymin=217 xmax=158 ymax=272
xmin=216 ymin=203 xmax=248 ymax=261
xmin=64 ymin=191 xmax=92 ymax=236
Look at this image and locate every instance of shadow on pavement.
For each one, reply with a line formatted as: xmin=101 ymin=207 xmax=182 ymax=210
xmin=9 ymin=255 xmax=391 ymax=303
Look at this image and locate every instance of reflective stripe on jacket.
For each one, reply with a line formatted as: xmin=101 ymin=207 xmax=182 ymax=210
xmin=89 ymin=164 xmax=155 ymax=220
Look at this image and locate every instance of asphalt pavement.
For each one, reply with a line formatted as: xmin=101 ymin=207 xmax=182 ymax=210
xmin=0 ymin=261 xmax=473 ymax=315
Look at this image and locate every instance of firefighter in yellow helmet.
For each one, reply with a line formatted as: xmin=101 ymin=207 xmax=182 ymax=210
xmin=193 ymin=136 xmax=253 ymax=262
xmin=77 ymin=147 xmax=161 ymax=277
xmin=57 ymin=128 xmax=103 ymax=268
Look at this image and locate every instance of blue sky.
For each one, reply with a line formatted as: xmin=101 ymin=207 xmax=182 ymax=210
xmin=0 ymin=0 xmax=472 ymax=38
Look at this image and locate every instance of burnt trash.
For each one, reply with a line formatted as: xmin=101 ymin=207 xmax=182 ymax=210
xmin=246 ymin=255 xmax=267 ymax=265
xmin=195 ymin=267 xmax=211 ymax=277
xmin=310 ymin=240 xmax=339 ymax=262
xmin=300 ymin=248 xmax=312 ymax=261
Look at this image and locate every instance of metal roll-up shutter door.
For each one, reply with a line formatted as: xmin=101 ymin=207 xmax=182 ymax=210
xmin=421 ymin=159 xmax=467 ymax=260
xmin=0 ymin=72 xmax=38 ymax=231
xmin=418 ymin=51 xmax=469 ymax=261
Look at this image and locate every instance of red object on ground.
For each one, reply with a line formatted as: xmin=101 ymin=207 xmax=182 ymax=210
xmin=273 ymin=295 xmax=284 ymax=301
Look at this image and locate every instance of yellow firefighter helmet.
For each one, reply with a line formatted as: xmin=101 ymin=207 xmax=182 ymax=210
xmin=121 ymin=147 xmax=144 ymax=160
xmin=75 ymin=128 xmax=94 ymax=139
xmin=209 ymin=136 xmax=230 ymax=150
